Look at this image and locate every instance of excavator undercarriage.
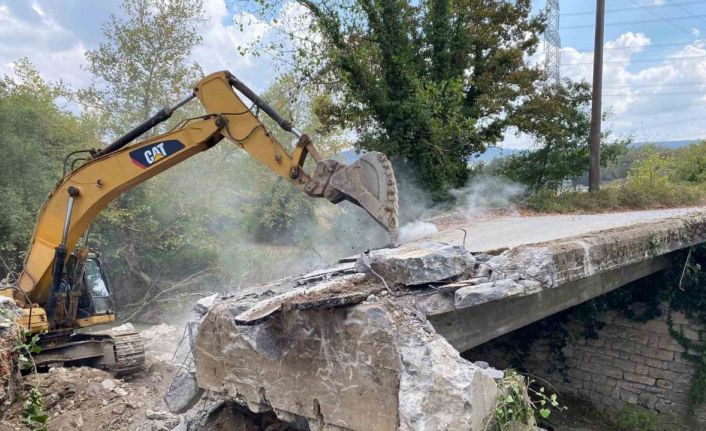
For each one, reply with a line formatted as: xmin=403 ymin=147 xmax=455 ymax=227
xmin=33 ymin=328 xmax=145 ymax=376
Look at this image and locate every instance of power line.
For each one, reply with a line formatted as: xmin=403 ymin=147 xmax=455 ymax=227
xmin=560 ymin=13 xmax=706 ymax=31
xmin=666 ymin=0 xmax=706 ymax=26
xmin=605 ymin=81 xmax=706 ymax=88
xmin=571 ymin=40 xmax=705 ymax=53
xmin=621 ymin=100 xmax=706 ymax=116
xmin=562 ymin=54 xmax=706 ymax=66
xmin=604 ymin=90 xmax=706 ymax=95
xmin=562 ymin=1 xmax=706 ymax=17
xmin=634 ymin=115 xmax=706 ymax=127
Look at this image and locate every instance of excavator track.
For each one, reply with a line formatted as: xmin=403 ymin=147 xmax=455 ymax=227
xmin=109 ymin=331 xmax=146 ymax=376
xmin=34 ymin=329 xmax=145 ymax=377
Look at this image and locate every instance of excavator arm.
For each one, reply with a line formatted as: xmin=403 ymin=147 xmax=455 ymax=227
xmin=17 ymin=71 xmax=399 ymax=306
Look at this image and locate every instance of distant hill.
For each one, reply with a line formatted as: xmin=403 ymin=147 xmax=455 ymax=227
xmin=340 ymin=140 xmax=702 ymax=165
xmin=631 ymin=140 xmax=699 ymax=150
xmin=472 ymin=146 xmax=522 ymax=162
xmin=472 ymin=140 xmax=703 ymax=163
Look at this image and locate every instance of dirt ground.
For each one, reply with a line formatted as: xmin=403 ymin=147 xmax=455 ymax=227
xmin=0 ymin=324 xmax=193 ymax=431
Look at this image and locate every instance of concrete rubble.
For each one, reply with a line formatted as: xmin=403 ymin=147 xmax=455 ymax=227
xmin=177 ymin=212 xmax=706 ymax=430
xmin=354 ymin=241 xmax=475 ymax=286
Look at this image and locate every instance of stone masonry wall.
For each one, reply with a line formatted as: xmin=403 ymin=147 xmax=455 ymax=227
xmin=469 ymin=306 xmax=706 ymax=430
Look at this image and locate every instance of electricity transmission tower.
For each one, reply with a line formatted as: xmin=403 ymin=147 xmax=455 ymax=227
xmin=545 ymin=0 xmax=561 ymax=84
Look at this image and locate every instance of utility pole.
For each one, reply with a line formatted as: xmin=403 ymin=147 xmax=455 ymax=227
xmin=588 ymin=0 xmax=605 ymax=192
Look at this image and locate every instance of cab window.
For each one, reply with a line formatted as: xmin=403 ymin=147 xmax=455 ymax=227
xmin=85 ymin=259 xmax=109 ymax=297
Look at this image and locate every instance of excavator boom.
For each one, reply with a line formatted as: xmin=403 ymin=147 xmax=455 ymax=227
xmin=16 ymin=71 xmax=400 ymax=308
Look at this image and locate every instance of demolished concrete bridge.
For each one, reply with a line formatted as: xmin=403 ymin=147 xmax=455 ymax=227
xmin=186 ymin=208 xmax=706 ymax=430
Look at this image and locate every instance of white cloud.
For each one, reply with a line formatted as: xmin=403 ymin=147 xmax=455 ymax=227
xmin=3 ymin=0 xmax=702 ymax=148
xmin=190 ymin=0 xmax=278 ymax=90
xmin=30 ymin=1 xmax=44 ymax=17
xmin=500 ymin=31 xmax=706 ymax=148
xmin=191 ymin=0 xmax=321 ymax=91
xmin=0 ymin=3 xmax=89 ymax=88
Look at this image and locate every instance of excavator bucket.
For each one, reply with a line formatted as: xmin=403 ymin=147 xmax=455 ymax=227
xmin=327 ymin=152 xmax=400 ymax=246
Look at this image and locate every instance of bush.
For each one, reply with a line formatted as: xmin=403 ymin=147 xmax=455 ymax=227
xmin=616 ymin=405 xmax=660 ymax=431
xmin=522 ymin=182 xmax=703 ymax=214
xmin=672 ymin=141 xmax=706 ymax=184
xmin=521 ymin=148 xmax=705 ymax=214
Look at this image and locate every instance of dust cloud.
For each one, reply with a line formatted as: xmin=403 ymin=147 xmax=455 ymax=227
xmin=453 ymin=175 xmax=526 ymax=215
xmin=109 ymin=149 xmax=526 ymax=323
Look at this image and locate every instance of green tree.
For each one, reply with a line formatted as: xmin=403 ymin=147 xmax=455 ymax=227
xmin=672 ymin=141 xmax=706 ymax=184
xmin=236 ymin=0 xmax=591 ymax=200
xmin=81 ymin=0 xmax=205 ymax=136
xmin=627 ymin=150 xmax=674 ymax=190
xmin=497 ymin=82 xmax=628 ymax=190
xmin=0 ymin=60 xmax=97 ymax=278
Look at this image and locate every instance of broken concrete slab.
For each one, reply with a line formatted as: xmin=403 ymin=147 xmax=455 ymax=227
xmin=195 ymin=296 xmax=497 ymax=431
xmin=194 ymin=294 xmax=218 ymax=317
xmin=454 ymin=278 xmax=528 ymax=308
xmin=295 ymin=262 xmax=356 ymax=285
xmin=427 ymin=213 xmax=706 ymax=352
xmin=414 ymin=212 xmax=706 ymax=318
xmin=233 ymin=274 xmax=379 ymax=325
xmin=164 ymin=370 xmax=204 ymax=414
xmin=355 ymin=241 xmax=475 ymax=286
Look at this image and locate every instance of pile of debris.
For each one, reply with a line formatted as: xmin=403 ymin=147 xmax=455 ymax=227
xmin=0 ymin=366 xmax=182 ymax=431
xmin=0 ymin=322 xmax=214 ymax=431
xmin=0 ymin=296 xmax=21 ymax=409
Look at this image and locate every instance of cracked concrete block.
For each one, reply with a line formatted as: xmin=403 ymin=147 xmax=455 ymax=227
xmin=356 ymin=242 xmax=475 ymax=286
xmin=397 ymin=318 xmax=498 ymax=431
xmin=454 ymin=279 xmax=524 ymax=308
xmin=195 ymin=298 xmax=497 ymax=431
xmin=487 ymin=247 xmax=557 ymax=287
xmin=194 ymin=294 xmax=218 ymax=316
xmin=164 ymin=371 xmax=205 ymax=414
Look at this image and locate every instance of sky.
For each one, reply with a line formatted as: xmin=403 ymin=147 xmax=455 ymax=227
xmin=2 ymin=0 xmax=706 ymax=149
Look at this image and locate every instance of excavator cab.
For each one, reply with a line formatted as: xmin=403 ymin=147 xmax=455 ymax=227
xmin=47 ymin=250 xmax=117 ymax=329
xmin=77 ymin=255 xmax=116 ymax=321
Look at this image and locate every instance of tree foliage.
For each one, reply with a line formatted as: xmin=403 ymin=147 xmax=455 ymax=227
xmin=81 ymin=0 xmax=205 ymax=136
xmin=236 ymin=0 xmax=591 ymax=199
xmin=496 ymin=82 xmax=628 ymax=190
xmin=0 ymin=60 xmax=97 ymax=279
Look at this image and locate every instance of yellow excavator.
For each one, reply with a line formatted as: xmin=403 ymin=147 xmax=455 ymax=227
xmin=0 ymin=71 xmax=400 ymax=376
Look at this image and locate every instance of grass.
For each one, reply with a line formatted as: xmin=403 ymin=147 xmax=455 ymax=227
xmin=615 ymin=405 xmax=660 ymax=431
xmin=520 ymin=182 xmax=705 ymax=214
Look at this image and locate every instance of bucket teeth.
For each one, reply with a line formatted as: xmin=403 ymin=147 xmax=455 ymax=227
xmin=329 ymin=152 xmax=400 ymax=246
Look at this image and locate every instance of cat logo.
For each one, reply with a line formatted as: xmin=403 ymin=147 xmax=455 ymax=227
xmin=129 ymin=140 xmax=185 ymax=169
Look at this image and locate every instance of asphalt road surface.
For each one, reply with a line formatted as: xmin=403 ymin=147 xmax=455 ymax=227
xmin=421 ymin=207 xmax=704 ymax=252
